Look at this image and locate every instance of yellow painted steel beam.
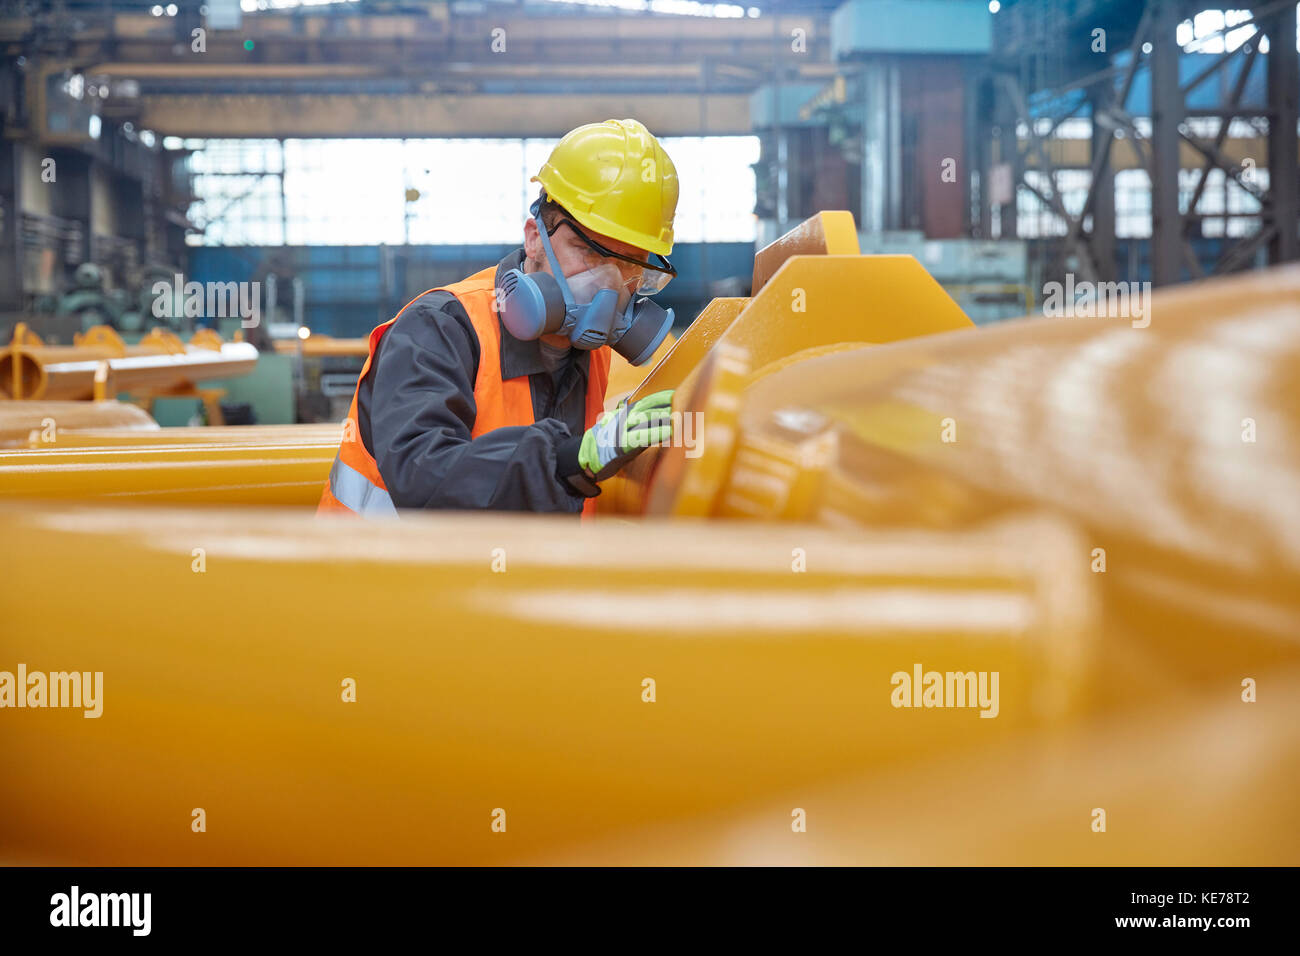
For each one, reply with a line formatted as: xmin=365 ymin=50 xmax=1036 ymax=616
xmin=0 ymin=401 xmax=157 ymax=448
xmin=0 ymin=505 xmax=1093 ymax=865
xmin=0 ymin=443 xmax=332 ymax=506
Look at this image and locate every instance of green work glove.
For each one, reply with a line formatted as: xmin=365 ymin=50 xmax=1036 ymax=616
xmin=578 ymin=389 xmax=675 ymax=482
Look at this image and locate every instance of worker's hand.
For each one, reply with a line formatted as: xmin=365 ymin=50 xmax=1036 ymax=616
xmin=578 ymin=389 xmax=674 ymax=482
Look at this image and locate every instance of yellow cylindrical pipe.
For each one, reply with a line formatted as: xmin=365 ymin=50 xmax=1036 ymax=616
xmin=717 ymin=264 xmax=1300 ymax=548
xmin=0 ymin=505 xmax=1093 ymax=864
xmin=1 ymin=343 xmax=259 ymax=400
xmin=0 ymin=442 xmax=332 ymax=505
xmin=31 ymin=423 xmax=342 ymax=448
xmin=640 ymin=263 xmax=1300 ymax=533
xmin=0 ymin=401 xmax=158 ymax=447
xmin=49 ymin=343 xmax=259 ymax=401
xmin=635 ymin=265 xmax=1300 ymax=706
xmin=273 ymin=336 xmax=370 ymax=357
xmin=535 ymin=672 xmax=1300 ymax=865
xmin=1 ymin=347 xmax=46 ymax=400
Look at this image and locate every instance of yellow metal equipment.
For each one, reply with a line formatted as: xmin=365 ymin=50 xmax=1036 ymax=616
xmin=602 ymin=215 xmax=974 ymax=516
xmin=603 ymin=331 xmax=676 ymax=408
xmin=25 ymin=422 xmax=342 ymax=449
xmin=272 ymin=336 xmax=370 ymax=358
xmin=536 ymin=673 xmax=1300 ymax=865
xmin=749 ymin=209 xmax=860 ymax=294
xmin=0 ymin=400 xmax=158 ymax=447
xmin=1 ymin=324 xmax=257 ymax=401
xmin=0 ymin=442 xmax=333 ymax=505
xmin=0 ymin=506 xmax=1092 ymax=864
xmin=1 ymin=213 xmax=1297 ymax=865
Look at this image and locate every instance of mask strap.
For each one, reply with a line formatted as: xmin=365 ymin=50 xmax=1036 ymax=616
xmin=533 ymin=206 xmax=576 ymax=310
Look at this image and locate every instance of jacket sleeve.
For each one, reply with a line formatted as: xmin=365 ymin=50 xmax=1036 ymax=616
xmin=361 ymin=295 xmax=589 ymax=513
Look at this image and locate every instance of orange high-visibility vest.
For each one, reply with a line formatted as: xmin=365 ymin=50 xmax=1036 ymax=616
xmin=317 ymin=264 xmax=611 ymax=519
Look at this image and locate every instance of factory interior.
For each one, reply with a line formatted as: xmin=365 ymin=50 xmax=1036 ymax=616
xmin=1 ymin=0 xmax=1298 ymax=872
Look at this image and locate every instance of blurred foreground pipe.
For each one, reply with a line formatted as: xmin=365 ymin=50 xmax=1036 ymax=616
xmin=0 ymin=442 xmax=332 ymax=505
xmin=631 ymin=265 xmax=1300 ymax=705
xmin=0 ymin=505 xmax=1093 ymax=864
xmin=0 ymin=401 xmax=157 ymax=447
xmin=537 ymin=672 xmax=1300 ymax=865
xmin=710 ymin=264 xmax=1300 ymax=535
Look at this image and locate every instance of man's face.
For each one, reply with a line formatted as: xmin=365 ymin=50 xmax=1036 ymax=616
xmin=523 ymin=214 xmax=649 ymax=305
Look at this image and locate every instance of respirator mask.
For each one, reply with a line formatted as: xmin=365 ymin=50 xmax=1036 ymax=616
xmin=498 ymin=199 xmax=675 ymax=366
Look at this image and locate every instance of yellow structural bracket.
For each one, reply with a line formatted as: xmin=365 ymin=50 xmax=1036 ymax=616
xmin=604 ymin=211 xmax=974 ymax=516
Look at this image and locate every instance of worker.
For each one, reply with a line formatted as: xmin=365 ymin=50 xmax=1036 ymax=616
xmin=318 ymin=118 xmax=680 ymax=517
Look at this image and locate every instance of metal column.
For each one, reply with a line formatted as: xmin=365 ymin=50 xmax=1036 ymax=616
xmin=1266 ymin=0 xmax=1299 ymax=263
xmin=0 ymin=138 xmax=21 ymax=313
xmin=859 ymin=59 xmax=902 ymax=234
xmin=0 ymin=59 xmax=19 ymax=312
xmin=1090 ymin=80 xmax=1116 ymax=281
xmin=49 ymin=150 xmax=92 ymax=267
xmin=997 ymin=79 xmax=1020 ymax=240
xmin=1149 ymin=0 xmax=1184 ymax=286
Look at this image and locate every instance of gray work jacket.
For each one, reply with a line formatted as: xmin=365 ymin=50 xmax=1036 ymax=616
xmin=355 ymin=249 xmax=597 ymax=513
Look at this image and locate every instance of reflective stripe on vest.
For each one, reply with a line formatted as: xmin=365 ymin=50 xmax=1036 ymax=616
xmin=327 ymin=457 xmax=398 ymax=518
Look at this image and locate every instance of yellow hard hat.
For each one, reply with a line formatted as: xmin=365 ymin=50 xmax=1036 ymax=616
xmin=531 ymin=119 xmax=678 ymax=257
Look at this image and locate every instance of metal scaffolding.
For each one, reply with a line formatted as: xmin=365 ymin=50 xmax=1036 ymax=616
xmin=984 ymin=0 xmax=1300 ymax=286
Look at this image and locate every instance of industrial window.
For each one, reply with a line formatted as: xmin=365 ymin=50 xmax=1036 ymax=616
xmin=1016 ymin=170 xmax=1091 ymax=238
xmin=1015 ymin=166 xmax=1265 ymax=240
xmin=1115 ymin=170 xmax=1152 ymax=238
xmin=1187 ymin=167 xmax=1267 ymax=238
xmin=184 ymin=137 xmax=760 ymax=247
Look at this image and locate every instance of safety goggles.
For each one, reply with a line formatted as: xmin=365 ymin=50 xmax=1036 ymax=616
xmin=543 ymin=213 xmax=676 ymax=296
